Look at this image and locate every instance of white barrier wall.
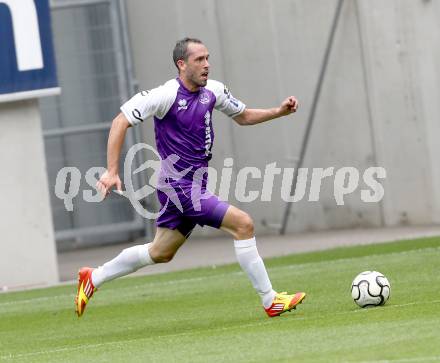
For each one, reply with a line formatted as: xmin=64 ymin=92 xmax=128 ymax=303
xmin=124 ymin=0 xmax=440 ymax=235
xmin=356 ymin=0 xmax=440 ymax=226
xmin=0 ymin=100 xmax=58 ymax=289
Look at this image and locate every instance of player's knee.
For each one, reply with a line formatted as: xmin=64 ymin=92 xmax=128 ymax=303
xmin=152 ymin=251 xmax=175 ymax=263
xmin=235 ymin=213 xmax=254 ymax=239
xmin=157 ymin=253 xmax=175 ymax=263
xmin=149 ymin=246 xmax=175 ymax=263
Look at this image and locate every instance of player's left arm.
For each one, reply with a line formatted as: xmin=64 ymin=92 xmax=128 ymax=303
xmin=233 ymin=96 xmax=298 ymax=126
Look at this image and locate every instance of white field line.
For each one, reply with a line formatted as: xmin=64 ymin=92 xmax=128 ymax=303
xmin=0 ymin=320 xmax=273 ymax=360
xmin=1 ymin=299 xmax=440 ymax=361
xmin=0 ymin=274 xmax=243 ymax=308
xmin=352 ymin=356 xmax=440 ymax=363
xmin=0 ymin=246 xmax=439 ymax=309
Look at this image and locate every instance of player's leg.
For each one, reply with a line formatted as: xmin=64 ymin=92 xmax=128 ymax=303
xmin=75 ymin=227 xmax=186 ymax=317
xmin=220 ymin=205 xmax=275 ymax=306
xmin=220 ymin=205 xmax=306 ymax=317
xmin=91 ymin=227 xmax=186 ymax=286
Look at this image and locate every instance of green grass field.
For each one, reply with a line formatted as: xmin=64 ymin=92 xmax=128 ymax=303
xmin=1 ymin=237 xmax=439 ymax=363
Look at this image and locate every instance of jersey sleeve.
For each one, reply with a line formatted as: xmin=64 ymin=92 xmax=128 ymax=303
xmin=120 ymin=80 xmax=178 ymax=125
xmin=206 ymin=80 xmax=246 ymax=118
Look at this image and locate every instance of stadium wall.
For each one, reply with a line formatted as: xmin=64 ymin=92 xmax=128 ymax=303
xmin=0 ymin=100 xmax=59 ymax=288
xmin=124 ymin=0 xmax=440 ymax=235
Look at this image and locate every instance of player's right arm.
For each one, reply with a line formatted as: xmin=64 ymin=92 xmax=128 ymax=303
xmin=97 ymin=80 xmax=177 ymax=198
xmin=96 ymin=112 xmax=130 ymax=197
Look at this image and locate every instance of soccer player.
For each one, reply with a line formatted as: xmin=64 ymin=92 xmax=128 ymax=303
xmin=75 ymin=38 xmax=305 ymax=318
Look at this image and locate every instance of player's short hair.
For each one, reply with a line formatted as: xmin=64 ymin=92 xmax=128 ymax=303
xmin=173 ymin=37 xmax=203 ymax=70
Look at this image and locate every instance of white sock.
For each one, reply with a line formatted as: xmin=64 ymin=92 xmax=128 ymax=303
xmin=91 ymin=243 xmax=155 ymax=287
xmin=234 ymin=237 xmax=276 ymax=308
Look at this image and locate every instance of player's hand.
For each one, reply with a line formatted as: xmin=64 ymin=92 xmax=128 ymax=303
xmin=278 ymin=96 xmax=299 ymax=117
xmin=96 ymin=170 xmax=122 ymax=199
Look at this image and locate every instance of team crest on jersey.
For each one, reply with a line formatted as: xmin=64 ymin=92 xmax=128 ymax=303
xmin=177 ymin=99 xmax=188 ymax=111
xmin=199 ymin=93 xmax=210 ymax=105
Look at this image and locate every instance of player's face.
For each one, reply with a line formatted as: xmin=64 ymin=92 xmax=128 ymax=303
xmin=181 ymin=43 xmax=210 ymax=88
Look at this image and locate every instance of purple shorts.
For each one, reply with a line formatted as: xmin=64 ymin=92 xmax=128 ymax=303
xmin=156 ymin=181 xmax=230 ymax=238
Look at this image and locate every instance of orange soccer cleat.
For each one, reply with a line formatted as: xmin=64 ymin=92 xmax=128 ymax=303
xmin=74 ymin=267 xmax=97 ymax=317
xmin=265 ymin=291 xmax=306 ymax=317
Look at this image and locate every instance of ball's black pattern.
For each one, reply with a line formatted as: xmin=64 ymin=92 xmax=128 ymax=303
xmin=351 ymin=272 xmax=390 ymax=308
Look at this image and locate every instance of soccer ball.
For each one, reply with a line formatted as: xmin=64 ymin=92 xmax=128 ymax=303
xmin=351 ymin=271 xmax=390 ymax=308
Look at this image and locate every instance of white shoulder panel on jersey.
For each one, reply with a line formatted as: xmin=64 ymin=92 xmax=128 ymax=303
xmin=120 ymin=79 xmax=179 ymax=125
xmin=205 ymin=79 xmax=246 ymax=118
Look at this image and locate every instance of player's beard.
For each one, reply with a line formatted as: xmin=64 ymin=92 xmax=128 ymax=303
xmin=188 ymin=69 xmax=207 ymax=88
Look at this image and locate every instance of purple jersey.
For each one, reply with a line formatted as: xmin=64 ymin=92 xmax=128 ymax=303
xmin=121 ymin=78 xmax=245 ymax=182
